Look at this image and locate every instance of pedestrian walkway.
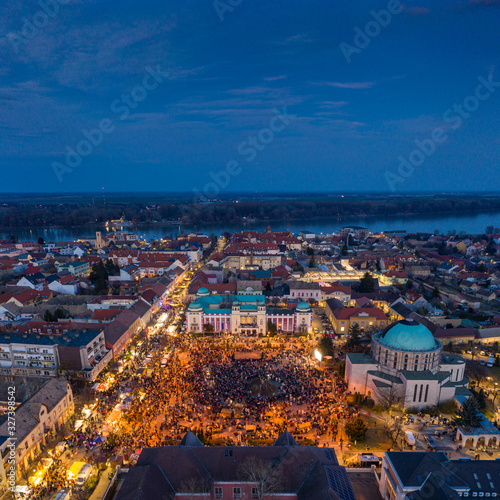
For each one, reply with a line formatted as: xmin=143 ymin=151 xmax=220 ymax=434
xmin=89 ymin=467 xmax=113 ymax=500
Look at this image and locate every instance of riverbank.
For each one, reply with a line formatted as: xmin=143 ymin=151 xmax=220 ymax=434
xmin=1 ymin=209 xmax=500 ymax=241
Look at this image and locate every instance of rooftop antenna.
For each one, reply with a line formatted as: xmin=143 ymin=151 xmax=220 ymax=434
xmin=102 ymin=187 xmax=106 ymax=206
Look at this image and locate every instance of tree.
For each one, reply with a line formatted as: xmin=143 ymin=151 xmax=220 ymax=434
xmin=431 ymin=287 xmax=440 ymax=299
xmin=306 ymin=247 xmax=314 ymax=256
xmin=486 ymin=241 xmax=497 ymax=255
xmin=359 ymin=272 xmax=375 ymax=293
xmin=382 ymin=418 xmax=405 ymax=447
xmin=376 ymin=384 xmax=406 ymax=411
xmin=341 ymin=244 xmax=348 ymax=256
xmin=43 ymin=309 xmax=54 ymax=322
xmin=264 ymin=282 xmax=272 ymax=292
xmin=465 ymin=361 xmax=487 ymax=386
xmin=203 ymin=323 xmax=214 ymax=336
xmin=475 ymin=388 xmax=487 ymax=410
xmin=37 ymin=236 xmax=45 ymax=245
xmin=344 ymin=417 xmax=367 ymax=442
xmin=346 ymin=323 xmax=361 ymax=351
xmin=267 ymin=320 xmax=277 ymax=337
xmin=104 ymin=258 xmax=120 ymax=276
xmin=89 ymin=261 xmax=112 ymax=295
xmin=237 ymin=456 xmax=284 ymax=500
xmin=53 ymin=307 xmax=66 ymax=320
xmin=309 ymin=256 xmax=316 ymax=268
xmin=453 ymin=396 xmax=482 ymax=428
xmin=318 ymin=334 xmax=333 ymax=357
xmin=178 ymin=477 xmax=212 ymax=499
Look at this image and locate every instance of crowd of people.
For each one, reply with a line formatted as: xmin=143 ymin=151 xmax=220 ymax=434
xmin=112 ymin=336 xmax=351 ymax=452
xmin=26 ymin=330 xmax=353 ymax=499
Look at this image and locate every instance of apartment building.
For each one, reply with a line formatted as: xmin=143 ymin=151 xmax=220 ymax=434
xmin=0 ymin=329 xmax=111 ymax=381
xmin=0 ymin=378 xmax=74 ymax=474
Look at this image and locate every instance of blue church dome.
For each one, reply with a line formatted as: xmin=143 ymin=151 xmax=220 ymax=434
xmin=188 ymin=302 xmax=203 ymax=312
xmin=379 ymin=319 xmax=437 ymax=351
xmin=295 ymin=301 xmax=311 ymax=312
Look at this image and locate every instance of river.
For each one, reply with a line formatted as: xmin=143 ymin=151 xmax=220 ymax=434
xmin=2 ymin=211 xmax=500 ymax=242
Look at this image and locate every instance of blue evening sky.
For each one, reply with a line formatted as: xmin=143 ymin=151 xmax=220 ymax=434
xmin=0 ymin=0 xmax=499 ymax=193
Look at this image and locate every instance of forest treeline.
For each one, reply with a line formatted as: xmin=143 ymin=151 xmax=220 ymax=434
xmin=0 ymin=196 xmax=499 ymax=228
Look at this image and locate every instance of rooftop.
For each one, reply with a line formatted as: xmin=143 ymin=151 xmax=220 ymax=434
xmin=377 ymin=319 xmax=439 ymax=352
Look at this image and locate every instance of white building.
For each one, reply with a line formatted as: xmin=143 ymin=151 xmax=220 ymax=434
xmin=286 ymin=281 xmax=322 ymax=302
xmin=0 ymin=335 xmax=59 ymax=378
xmin=0 ymin=329 xmax=111 ymax=381
xmin=186 ymin=288 xmax=313 ymax=336
xmin=345 ymin=319 xmax=469 ymax=408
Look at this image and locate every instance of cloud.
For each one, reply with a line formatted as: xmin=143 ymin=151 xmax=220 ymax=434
xmin=311 ymin=81 xmax=375 ymax=89
xmin=262 ymin=75 xmax=288 ymax=82
xmin=317 ymin=101 xmax=349 ymax=109
xmin=275 ymin=34 xmax=315 ymax=46
xmin=401 ymin=5 xmax=431 ymax=15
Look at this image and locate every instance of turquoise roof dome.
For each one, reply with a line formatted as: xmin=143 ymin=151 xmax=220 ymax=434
xmin=296 ymin=301 xmax=311 ymax=312
xmin=188 ymin=302 xmax=203 ymax=312
xmin=196 ymin=287 xmax=210 ymax=297
xmin=379 ymin=320 xmax=438 ymax=351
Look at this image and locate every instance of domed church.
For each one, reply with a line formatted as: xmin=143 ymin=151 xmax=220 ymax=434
xmin=345 ymin=319 xmax=469 ymax=408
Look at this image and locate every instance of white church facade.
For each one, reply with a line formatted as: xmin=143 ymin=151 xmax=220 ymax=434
xmin=345 ymin=319 xmax=469 ymax=408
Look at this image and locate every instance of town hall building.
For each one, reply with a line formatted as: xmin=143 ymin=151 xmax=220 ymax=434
xmin=186 ymin=287 xmax=313 ymax=336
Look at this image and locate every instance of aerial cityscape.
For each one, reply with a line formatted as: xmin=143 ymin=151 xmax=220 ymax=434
xmin=1 ymin=1 xmax=500 ymax=499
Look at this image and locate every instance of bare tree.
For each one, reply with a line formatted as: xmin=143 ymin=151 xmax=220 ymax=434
xmin=382 ymin=418 xmax=405 ymax=448
xmin=237 ymin=456 xmax=284 ymax=500
xmin=178 ymin=477 xmax=213 ymax=500
xmin=465 ymin=361 xmax=487 ymax=386
xmin=376 ymin=383 xmax=409 ymax=411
